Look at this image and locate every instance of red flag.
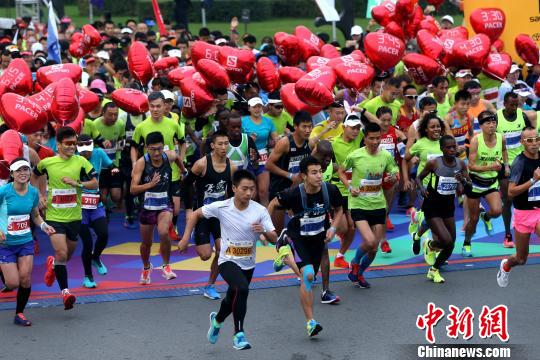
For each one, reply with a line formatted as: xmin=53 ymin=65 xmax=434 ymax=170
xmin=151 ymin=0 xmax=167 ymax=37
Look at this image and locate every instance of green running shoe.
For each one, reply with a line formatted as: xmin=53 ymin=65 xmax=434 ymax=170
xmin=423 ymin=240 xmax=436 ymax=266
xmin=461 ymin=245 xmax=473 ymax=257
xmin=480 ymin=211 xmax=493 ymax=235
xmin=427 ymin=267 xmax=445 ymax=283
xmin=307 ymin=319 xmax=323 ymax=337
xmin=273 ymin=244 xmax=292 ymax=272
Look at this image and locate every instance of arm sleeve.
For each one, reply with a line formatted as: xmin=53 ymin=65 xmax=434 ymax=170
xmin=201 ymin=201 xmax=221 ymax=219
xmin=509 ymin=156 xmax=525 ymax=184
xmin=81 ymin=157 xmax=98 ymax=180
xmin=33 ymin=159 xmax=45 ymax=176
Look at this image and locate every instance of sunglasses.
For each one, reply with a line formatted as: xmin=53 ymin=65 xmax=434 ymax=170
xmin=62 ymin=141 xmax=77 ymax=146
xmin=272 ymin=104 xmax=284 ymax=109
xmin=77 ymin=140 xmax=93 ymax=146
xmin=405 ymin=95 xmax=418 ymax=100
xmin=524 ymin=137 xmax=540 ymax=144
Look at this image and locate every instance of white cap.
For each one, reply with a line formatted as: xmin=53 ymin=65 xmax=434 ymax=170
xmin=215 ymin=38 xmax=228 ymax=46
xmin=351 ymin=25 xmax=363 ymax=36
xmin=510 ymin=64 xmax=521 ymax=73
xmin=77 ymin=143 xmax=94 ymax=153
xmin=9 ymin=159 xmax=31 ymax=172
xmin=516 ymin=89 xmax=531 ymax=97
xmin=121 ymin=27 xmax=133 ymax=34
xmin=96 ymin=50 xmax=110 ymax=60
xmin=441 ymin=15 xmax=454 ymax=24
xmin=161 ymin=89 xmax=176 ymax=101
xmin=31 ymin=42 xmax=44 ymax=54
xmin=343 ymin=114 xmax=362 ymax=127
xmin=168 ymin=49 xmax=182 ymax=58
xmin=248 ymin=97 xmax=264 ymax=107
xmin=455 ymin=69 xmax=473 ymax=78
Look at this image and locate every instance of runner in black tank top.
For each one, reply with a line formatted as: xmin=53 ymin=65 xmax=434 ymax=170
xmin=179 ymin=130 xmax=236 ymax=300
xmin=266 ymin=111 xmax=314 ymax=234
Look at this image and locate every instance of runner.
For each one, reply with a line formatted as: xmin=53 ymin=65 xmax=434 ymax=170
xmin=32 ymin=126 xmax=99 ymax=310
xmin=266 ymin=111 xmax=313 ymax=234
xmin=264 ymin=91 xmax=293 ymax=136
xmin=416 ymin=135 xmax=471 ymax=283
xmin=363 ymin=77 xmax=402 ymax=125
xmin=0 ymin=158 xmax=55 ymax=325
xmin=464 ymin=81 xmax=496 ymax=135
xmin=130 ymin=132 xmax=180 ymax=284
xmin=497 ymin=92 xmax=532 ymax=248
xmin=180 ymin=169 xmax=277 ymax=350
xmin=309 ymin=101 xmax=347 ymax=147
xmin=268 ymin=156 xmax=343 ymax=336
xmin=225 ymin=112 xmax=258 ymax=171
xmin=76 ymin=135 xmax=118 ymax=288
xmin=178 ymin=130 xmax=235 ymax=300
xmin=339 ymin=122 xmax=399 ymax=288
xmin=464 ymin=111 xmax=507 ymax=257
xmin=497 ymin=127 xmax=540 ymax=287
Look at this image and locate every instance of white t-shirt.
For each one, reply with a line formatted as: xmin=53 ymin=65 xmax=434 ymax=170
xmin=202 ymin=198 xmax=275 ymax=270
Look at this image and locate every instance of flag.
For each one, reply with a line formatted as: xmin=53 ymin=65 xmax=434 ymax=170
xmin=151 ymin=0 xmax=168 ymax=37
xmin=47 ymin=2 xmax=61 ymax=64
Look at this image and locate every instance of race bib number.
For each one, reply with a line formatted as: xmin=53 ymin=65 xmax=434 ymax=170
xmin=224 ymin=240 xmax=253 ymax=259
xmin=503 ymin=131 xmax=522 ymax=149
xmin=51 ymin=188 xmax=77 ymax=209
xmin=379 ymin=142 xmax=396 ymax=157
xmin=436 ymin=176 xmax=458 ymax=195
xmin=7 ymin=215 xmax=31 ymax=236
xmin=143 ymin=191 xmax=169 ymax=210
xmin=258 ymin=148 xmax=268 ymax=165
xmin=528 ymin=181 xmax=540 ymax=202
xmin=300 ymin=214 xmax=325 ymax=236
xmin=203 ymin=190 xmax=226 ymax=205
xmin=81 ymin=193 xmax=100 ymax=210
xmin=359 ymin=178 xmax=382 ymax=196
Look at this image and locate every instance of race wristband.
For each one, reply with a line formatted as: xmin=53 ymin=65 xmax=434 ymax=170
xmin=530 ymin=178 xmax=536 ymax=186
xmin=329 ymin=226 xmax=336 ymax=233
xmin=288 ymin=173 xmax=294 ymax=180
xmin=40 ymin=222 xmax=48 ymax=231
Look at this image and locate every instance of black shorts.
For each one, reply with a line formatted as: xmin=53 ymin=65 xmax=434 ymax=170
xmin=194 ymin=217 xmax=221 ymax=245
xmin=467 ymin=188 xmax=499 ymax=199
xmin=291 ymin=236 xmax=325 ymax=274
xmin=47 ymin=220 xmax=81 ymax=241
xmin=170 ymin=180 xmax=181 ymax=198
xmin=339 ymin=194 xmax=349 ymax=212
xmin=99 ymin=168 xmax=123 ymax=189
xmin=422 ymin=197 xmax=455 ymax=220
xmin=350 ymin=208 xmax=386 ymax=226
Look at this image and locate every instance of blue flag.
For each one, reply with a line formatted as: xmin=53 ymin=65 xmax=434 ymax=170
xmin=47 ymin=2 xmax=61 ymax=64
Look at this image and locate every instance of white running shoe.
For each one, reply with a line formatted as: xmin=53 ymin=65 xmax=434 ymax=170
xmin=497 ymin=259 xmax=510 ymax=288
xmin=161 ymin=264 xmax=177 ymax=280
xmin=139 ymin=264 xmax=153 ymax=285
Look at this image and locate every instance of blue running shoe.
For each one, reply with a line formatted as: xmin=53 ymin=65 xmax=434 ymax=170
xmin=92 ymin=259 xmax=107 ymax=275
xmin=82 ymin=276 xmax=97 ymax=288
xmin=233 ymin=332 xmax=252 ymax=350
xmin=207 ymin=312 xmax=221 ymax=344
xmin=203 ymin=285 xmax=221 ymax=300
xmin=14 ymin=313 xmax=31 ymax=326
xmin=321 ymin=289 xmax=340 ymax=304
xmin=307 ymin=319 xmax=323 ymax=337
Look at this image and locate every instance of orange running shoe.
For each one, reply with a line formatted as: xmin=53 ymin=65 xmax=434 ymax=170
xmin=381 ymin=241 xmax=392 ymax=253
xmin=168 ymin=224 xmax=180 ymax=241
xmin=333 ymin=256 xmax=349 ymax=269
xmin=62 ymin=289 xmax=76 ymax=310
xmin=386 ymin=217 xmax=395 ymax=231
xmin=44 ymin=256 xmax=55 ymax=287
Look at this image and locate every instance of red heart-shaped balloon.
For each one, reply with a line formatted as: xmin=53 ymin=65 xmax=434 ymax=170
xmin=280 ymin=83 xmax=322 ymax=116
xmin=51 ymin=78 xmax=80 ymax=125
xmin=295 ymin=66 xmax=336 ymax=107
xmin=190 ymin=41 xmax=220 ymax=66
xmin=82 ymin=24 xmax=101 ymax=48
xmin=403 ymin=53 xmax=443 ymax=85
xmin=385 ymin=21 xmax=406 ymax=41
xmin=439 ymin=27 xmax=469 ymax=42
xmin=218 ymin=46 xmax=255 ymax=84
xmin=128 ymin=41 xmax=155 ymax=85
xmin=180 ymin=77 xmax=214 ymax=118
xmin=364 ymin=32 xmax=405 ymax=71
xmin=0 ymin=93 xmax=48 ymax=134
xmin=515 ymin=34 xmax=539 ymax=65
xmin=426 ymin=0 xmax=444 ymax=8
xmin=334 ymin=61 xmax=376 ymax=91
xmin=112 ymin=88 xmax=149 ymax=115
xmin=328 ymin=53 xmax=366 ymax=68
xmin=66 ymin=108 xmax=85 ymax=134
xmin=482 ymin=52 xmax=512 ymax=81
xmin=36 ymin=63 xmax=83 ymax=87
xmin=404 ymin=4 xmax=424 ymax=39
xmin=278 ymin=67 xmax=306 ymax=84
xmin=417 ymin=30 xmax=445 ymax=60
xmin=371 ymin=1 xmax=396 ymax=27
xmin=0 ymin=58 xmax=33 ymax=96
xmin=196 ymin=59 xmax=230 ymax=90
xmin=29 ymin=83 xmax=55 ymax=120
xmin=294 ymin=26 xmax=322 ymax=62
xmin=256 ymin=57 xmax=280 ymax=93
xmin=492 ymin=39 xmax=504 ymax=52
xmin=394 ymin=0 xmax=418 ymax=24
xmin=320 ymin=44 xmax=340 ymax=59
xmin=452 ymin=34 xmax=491 ymax=69
xmin=168 ymin=66 xmax=196 ymax=87
xmin=0 ymin=130 xmax=23 ymax=164
xmin=470 ymin=8 xmax=506 ymax=42
xmin=69 ymin=32 xmax=90 ymax=58
xmin=274 ymin=32 xmax=301 ymax=66
xmin=77 ymin=85 xmax=100 ymax=113
xmin=419 ymin=16 xmax=440 ymax=35
xmin=154 ymin=57 xmax=179 ymax=75
xmin=306 ymin=56 xmax=330 ymax=72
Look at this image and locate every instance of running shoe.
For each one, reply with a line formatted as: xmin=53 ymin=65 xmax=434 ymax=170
xmin=307 ymin=319 xmax=323 ymax=337
xmin=427 ymin=267 xmax=445 ymax=283
xmin=348 ymin=264 xmax=360 ymax=282
xmin=423 ymin=240 xmax=436 ymax=266
xmin=14 ymin=313 xmax=31 ymax=326
xmin=203 ymin=285 xmax=221 ymax=300
xmin=405 ymin=207 xmax=414 ymax=217
xmin=461 ymin=245 xmax=473 ymax=257
xmin=357 ymin=275 xmax=371 ymax=289
xmin=232 ymin=332 xmax=252 ymax=350
xmin=92 ymin=259 xmax=108 ymax=275
xmin=497 ymin=259 xmax=510 ymax=287
xmin=62 ymin=289 xmax=76 ymax=310
xmin=333 ymin=256 xmax=349 ymax=268
xmin=161 ymin=264 xmax=177 ymax=280
xmin=139 ymin=264 xmax=153 ymax=285
xmin=386 ymin=217 xmax=395 ymax=231
xmin=82 ymin=276 xmax=97 ymax=288
xmin=408 ymin=208 xmax=420 ymax=235
xmin=503 ymin=234 xmax=515 ymax=248
xmin=380 ymin=241 xmax=392 ymax=253
xmin=273 ymin=244 xmax=292 ymax=272
xmin=207 ymin=312 xmax=221 ymax=344
xmin=321 ymin=290 xmax=340 ymax=304
xmin=44 ymin=256 xmax=55 ymax=287
xmin=412 ymin=233 xmax=421 ymax=255
xmin=168 ymin=224 xmax=180 ymax=241
xmin=480 ymin=211 xmax=493 ymax=235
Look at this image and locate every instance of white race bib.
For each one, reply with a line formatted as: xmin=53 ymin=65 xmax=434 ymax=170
xmin=436 ymin=176 xmax=458 ymax=195
xmin=528 ymin=181 xmax=540 ymax=202
xmin=359 ymin=178 xmax=382 ymax=196
xmin=143 ymin=191 xmax=169 ymax=210
xmin=224 ymin=240 xmax=253 ymax=260
xmin=7 ymin=215 xmax=31 ymax=236
xmin=300 ymin=214 xmax=325 ymax=236
xmin=51 ymin=188 xmax=77 ymax=209
xmin=503 ymin=131 xmax=522 ymax=149
xmin=81 ymin=193 xmax=100 ymax=210
xmin=257 ymin=148 xmax=268 ymax=165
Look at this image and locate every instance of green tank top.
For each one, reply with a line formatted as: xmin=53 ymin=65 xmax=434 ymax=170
xmin=227 ymin=133 xmax=249 ymax=170
xmin=436 ymin=95 xmax=451 ymax=118
xmin=471 ymin=133 xmax=503 ymax=180
xmin=496 ymin=108 xmax=525 ymax=165
xmin=409 ymin=137 xmax=443 ymax=186
xmin=323 ymin=160 xmax=333 ymax=182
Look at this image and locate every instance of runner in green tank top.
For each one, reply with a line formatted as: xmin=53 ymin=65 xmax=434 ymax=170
xmin=496 ymin=92 xmax=532 ymax=248
xmin=464 ymin=111 xmax=508 ymax=257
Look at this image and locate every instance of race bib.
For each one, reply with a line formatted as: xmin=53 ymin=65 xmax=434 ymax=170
xmin=528 ymin=181 xmax=540 ymax=202
xmin=224 ymin=240 xmax=253 ymax=260
xmin=257 ymin=148 xmax=268 ymax=165
xmin=81 ymin=193 xmax=100 ymax=210
xmin=7 ymin=215 xmax=31 ymax=236
xmin=359 ymin=178 xmax=382 ymax=196
xmin=51 ymin=188 xmax=77 ymax=209
xmin=143 ymin=191 xmax=169 ymax=210
xmin=300 ymin=214 xmax=325 ymax=236
xmin=503 ymin=131 xmax=522 ymax=149
xmin=379 ymin=142 xmax=396 ymax=157
xmin=125 ymin=130 xmax=134 ymax=140
xmin=436 ymin=176 xmax=458 ymax=195
xmin=203 ymin=190 xmax=226 ymax=205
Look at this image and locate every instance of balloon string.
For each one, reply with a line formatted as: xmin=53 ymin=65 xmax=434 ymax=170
xmin=228 ymin=87 xmax=247 ymax=104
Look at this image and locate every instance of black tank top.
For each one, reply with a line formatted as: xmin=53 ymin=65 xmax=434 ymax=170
xmin=194 ymin=154 xmax=232 ymax=209
xmin=511 ymin=152 xmax=540 ymax=210
xmin=270 ymin=134 xmax=311 ymax=193
xmin=426 ymin=157 xmax=463 ymax=202
xmin=140 ymin=153 xmax=172 ymax=210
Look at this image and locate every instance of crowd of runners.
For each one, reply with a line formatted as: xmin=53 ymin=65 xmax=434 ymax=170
xmin=0 ymin=9 xmax=539 ymax=352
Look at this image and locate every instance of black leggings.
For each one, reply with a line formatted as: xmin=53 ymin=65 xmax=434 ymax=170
xmin=123 ymin=170 xmax=137 ymax=221
xmin=215 ymin=262 xmax=254 ymax=334
xmin=80 ymin=217 xmax=109 ymax=278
